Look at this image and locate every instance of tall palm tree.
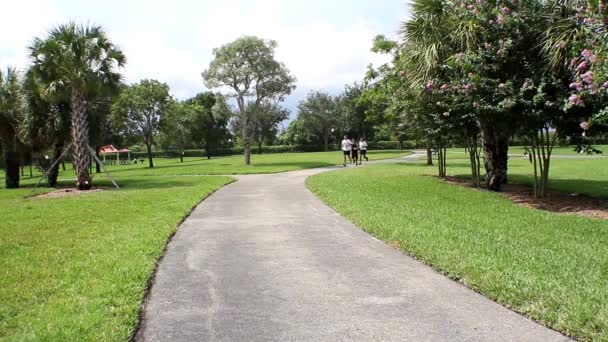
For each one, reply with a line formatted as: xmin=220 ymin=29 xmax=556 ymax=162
xmin=0 ymin=67 xmax=25 ymax=188
xmin=28 ymin=23 xmax=125 ymax=190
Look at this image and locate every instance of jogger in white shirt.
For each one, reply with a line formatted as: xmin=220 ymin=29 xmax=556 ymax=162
xmin=341 ymin=136 xmax=353 ymax=166
xmin=359 ymin=139 xmax=369 ymax=162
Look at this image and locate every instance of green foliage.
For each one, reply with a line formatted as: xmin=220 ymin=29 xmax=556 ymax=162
xmin=248 ymin=101 xmax=289 ymax=151
xmin=111 ymin=79 xmax=172 ymax=167
xmin=202 ymin=36 xmax=296 ymax=163
xmin=184 ymin=92 xmax=232 ymax=157
xmin=28 ymin=22 xmax=125 ymax=100
xmin=296 ymin=90 xmax=340 ymax=151
xmin=0 ymin=67 xmax=26 ymax=188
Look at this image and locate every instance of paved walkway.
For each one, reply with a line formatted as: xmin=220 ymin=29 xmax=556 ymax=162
xmin=136 ymin=155 xmax=569 ymax=342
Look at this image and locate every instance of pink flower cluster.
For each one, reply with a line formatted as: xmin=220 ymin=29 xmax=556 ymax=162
xmin=497 ymin=14 xmax=505 ymax=25
xmin=569 ymin=82 xmax=583 ymax=91
xmin=426 ymin=80 xmax=435 ymax=90
xmin=580 ymin=121 xmax=589 ymax=131
xmin=569 ymin=94 xmax=584 ymax=106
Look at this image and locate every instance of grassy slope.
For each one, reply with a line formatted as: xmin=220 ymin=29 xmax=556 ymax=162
xmin=0 ymin=176 xmax=233 ymax=341
xmin=307 ymin=162 xmax=608 ymax=341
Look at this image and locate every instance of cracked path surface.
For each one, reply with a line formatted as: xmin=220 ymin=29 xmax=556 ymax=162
xmin=136 ymin=155 xmax=569 ymax=342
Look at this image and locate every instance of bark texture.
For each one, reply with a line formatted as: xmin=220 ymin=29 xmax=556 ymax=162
xmin=70 ymin=89 xmax=92 ymax=190
xmin=48 ymin=143 xmax=63 ymax=187
xmin=482 ymin=127 xmax=509 ymax=191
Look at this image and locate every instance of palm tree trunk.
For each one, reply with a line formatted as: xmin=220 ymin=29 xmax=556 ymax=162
xmin=2 ymin=140 xmax=20 ymax=189
xmin=48 ymin=143 xmax=63 ymax=187
xmin=70 ymin=88 xmax=92 ymax=190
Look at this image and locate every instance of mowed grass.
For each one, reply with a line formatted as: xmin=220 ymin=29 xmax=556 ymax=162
xmin=307 ymin=162 xmax=608 ymax=341
xmin=0 ymin=175 xmax=233 ymax=341
xmin=0 ymin=150 xmax=407 ymax=340
xmin=90 ymin=150 xmax=409 ymax=177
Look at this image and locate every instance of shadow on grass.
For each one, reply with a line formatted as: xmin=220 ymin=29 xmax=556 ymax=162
xmin=508 ymin=175 xmax=608 ymax=199
xmin=449 ymin=172 xmax=608 ymax=199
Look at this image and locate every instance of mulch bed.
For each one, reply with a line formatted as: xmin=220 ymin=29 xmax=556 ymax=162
xmin=29 ymin=186 xmax=114 ymax=199
xmin=441 ymin=176 xmax=608 ymax=219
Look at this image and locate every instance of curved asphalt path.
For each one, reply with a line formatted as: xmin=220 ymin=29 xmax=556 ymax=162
xmin=136 ymin=154 xmax=569 ymax=342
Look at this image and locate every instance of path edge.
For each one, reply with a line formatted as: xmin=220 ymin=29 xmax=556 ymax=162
xmin=128 ymin=177 xmax=238 ymax=342
xmin=304 ymin=167 xmax=573 ymax=341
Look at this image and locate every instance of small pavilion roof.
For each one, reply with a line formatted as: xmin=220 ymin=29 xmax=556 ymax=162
xmin=100 ymin=145 xmax=130 ymax=153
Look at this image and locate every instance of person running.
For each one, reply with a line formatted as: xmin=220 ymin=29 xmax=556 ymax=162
xmin=359 ymin=138 xmax=368 ymax=162
xmin=341 ymin=135 xmax=353 ymax=166
xmin=351 ymin=140 xmax=359 ymax=165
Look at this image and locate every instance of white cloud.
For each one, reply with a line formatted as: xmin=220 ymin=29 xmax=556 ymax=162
xmin=0 ymin=0 xmax=408 ymax=109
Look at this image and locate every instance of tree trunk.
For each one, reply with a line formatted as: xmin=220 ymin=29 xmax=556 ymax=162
xmin=145 ymin=141 xmax=154 ymax=168
xmin=95 ymin=149 xmax=101 ymax=173
xmin=482 ymin=127 xmax=509 ymax=191
xmin=244 ymin=140 xmax=251 ymax=165
xmin=70 ymin=89 xmax=92 ymax=190
xmin=2 ymin=141 xmax=20 ymax=188
xmin=242 ymin=123 xmax=251 ymax=165
xmin=258 ymin=141 xmax=263 ymax=154
xmin=426 ymin=144 xmax=433 ymax=165
xmin=205 ymin=142 xmax=211 ymax=160
xmin=48 ymin=143 xmax=63 ymax=187
xmin=61 ymin=160 xmax=66 ymax=171
xmin=324 ymin=134 xmax=329 ymax=152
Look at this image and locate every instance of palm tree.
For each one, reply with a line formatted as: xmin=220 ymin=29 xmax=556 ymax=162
xmin=28 ymin=22 xmax=125 ymax=190
xmin=21 ymin=69 xmax=71 ymax=187
xmin=0 ymin=67 xmax=25 ymax=188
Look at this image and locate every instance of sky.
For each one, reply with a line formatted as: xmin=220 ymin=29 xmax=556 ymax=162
xmin=0 ymin=0 xmax=409 ymax=118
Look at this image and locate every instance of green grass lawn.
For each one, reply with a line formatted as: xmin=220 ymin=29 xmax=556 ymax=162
xmin=91 ymin=150 xmax=408 ymax=177
xmin=0 ymin=175 xmax=233 ymax=340
xmin=307 ymin=162 xmax=608 ymax=341
xmin=0 ymin=150 xmax=407 ymax=340
xmin=2 ymin=150 xmax=409 ymax=187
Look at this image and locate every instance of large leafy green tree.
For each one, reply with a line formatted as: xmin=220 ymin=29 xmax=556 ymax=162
xmin=339 ymin=83 xmax=373 ymax=140
xmin=250 ymin=101 xmax=289 ymax=153
xmin=111 ymin=80 xmax=171 ymax=168
xmin=0 ymin=67 xmax=25 ymax=188
xmin=277 ymin=117 xmax=317 ymax=145
xmin=202 ymin=36 xmax=296 ymax=165
xmin=297 ymin=91 xmax=340 ymax=151
xmin=186 ymin=92 xmax=231 ymax=159
xmin=28 ymin=23 xmax=125 ymax=190
xmin=160 ymin=100 xmax=195 ymax=162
